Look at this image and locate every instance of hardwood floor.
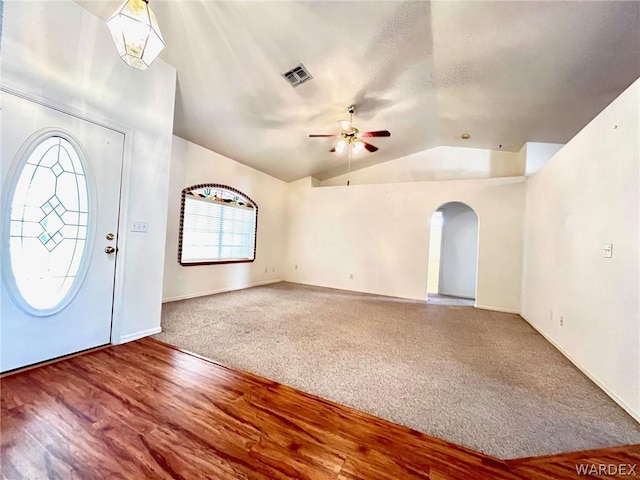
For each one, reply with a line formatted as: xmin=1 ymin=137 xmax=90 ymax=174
xmin=1 ymin=338 xmax=638 ymax=479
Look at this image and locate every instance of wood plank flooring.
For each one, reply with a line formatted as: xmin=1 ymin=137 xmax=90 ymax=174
xmin=1 ymin=338 xmax=638 ymax=479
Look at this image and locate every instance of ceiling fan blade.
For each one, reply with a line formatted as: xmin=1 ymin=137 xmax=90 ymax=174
xmin=309 ymin=134 xmax=337 ymax=138
xmin=361 ymin=130 xmax=391 ymax=138
xmin=363 ymin=142 xmax=379 ymax=152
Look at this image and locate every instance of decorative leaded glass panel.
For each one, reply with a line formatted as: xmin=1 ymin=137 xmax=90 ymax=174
xmin=9 ymin=136 xmax=90 ymax=311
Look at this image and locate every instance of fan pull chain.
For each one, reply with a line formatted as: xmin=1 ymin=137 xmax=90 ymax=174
xmin=347 ymin=109 xmax=352 ymax=186
xmin=347 ymin=144 xmax=352 ymax=186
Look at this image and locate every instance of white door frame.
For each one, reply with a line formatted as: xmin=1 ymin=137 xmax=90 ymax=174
xmin=1 ymin=80 xmax=134 ymax=345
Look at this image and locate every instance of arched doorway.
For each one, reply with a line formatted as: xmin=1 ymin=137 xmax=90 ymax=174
xmin=427 ymin=202 xmax=478 ymax=306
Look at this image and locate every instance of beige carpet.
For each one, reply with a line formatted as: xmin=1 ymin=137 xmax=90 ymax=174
xmin=157 ymin=282 xmax=640 ymax=459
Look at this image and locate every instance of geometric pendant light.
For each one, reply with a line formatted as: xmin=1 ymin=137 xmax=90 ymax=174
xmin=106 ymin=0 xmax=165 ymax=70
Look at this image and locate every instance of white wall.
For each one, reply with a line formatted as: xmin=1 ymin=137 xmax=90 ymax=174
xmin=524 ymin=142 xmax=565 ymax=176
xmin=1 ymin=0 xmax=177 ymax=342
xmin=163 ymin=136 xmax=287 ymax=302
xmin=285 ymin=176 xmax=524 ymax=312
xmin=521 ymin=79 xmax=640 ymax=420
xmin=439 ymin=202 xmax=478 ymax=299
xmin=320 ymin=146 xmax=523 ymax=186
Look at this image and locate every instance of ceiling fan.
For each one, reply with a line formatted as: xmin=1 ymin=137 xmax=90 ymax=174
xmin=309 ymin=105 xmax=390 ymax=154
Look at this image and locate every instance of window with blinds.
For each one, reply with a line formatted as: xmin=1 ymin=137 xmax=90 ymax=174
xmin=179 ymin=185 xmax=257 ymax=265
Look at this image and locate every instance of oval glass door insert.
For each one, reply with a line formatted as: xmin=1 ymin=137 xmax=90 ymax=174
xmin=8 ymin=135 xmax=90 ymax=312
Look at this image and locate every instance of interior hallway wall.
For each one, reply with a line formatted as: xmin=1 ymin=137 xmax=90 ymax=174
xmin=521 ymin=78 xmax=640 ymax=421
xmin=285 ymin=176 xmax=524 ymax=312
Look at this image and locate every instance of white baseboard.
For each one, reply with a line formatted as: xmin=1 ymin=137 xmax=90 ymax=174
xmin=474 ymin=304 xmax=521 ymax=314
xmin=162 ymin=279 xmax=283 ymax=303
xmin=521 ymin=314 xmax=640 ymax=424
xmin=284 ymin=280 xmax=423 ymax=302
xmin=116 ymin=327 xmax=162 ymax=345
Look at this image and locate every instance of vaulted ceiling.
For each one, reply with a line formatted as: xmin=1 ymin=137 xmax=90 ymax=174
xmin=78 ymin=1 xmax=640 ymax=182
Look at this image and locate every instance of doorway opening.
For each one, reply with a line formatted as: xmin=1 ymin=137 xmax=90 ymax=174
xmin=427 ymin=202 xmax=478 ymax=306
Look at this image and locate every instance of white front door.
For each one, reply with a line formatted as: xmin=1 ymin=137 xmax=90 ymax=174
xmin=1 ymin=91 xmax=124 ymax=372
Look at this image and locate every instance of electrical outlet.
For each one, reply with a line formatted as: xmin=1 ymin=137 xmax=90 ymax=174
xmin=560 ymin=316 xmax=564 ymax=327
xmin=264 ymin=267 xmax=267 ymax=274
xmin=349 ymin=273 xmax=354 ymax=280
xmin=295 ymin=264 xmax=298 ymax=270
xmin=603 ymin=243 xmax=613 ymax=258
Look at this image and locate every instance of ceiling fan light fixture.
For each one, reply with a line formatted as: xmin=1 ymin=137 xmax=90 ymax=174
xmin=107 ymin=0 xmax=165 ymax=70
xmin=309 ymin=105 xmax=389 ymax=157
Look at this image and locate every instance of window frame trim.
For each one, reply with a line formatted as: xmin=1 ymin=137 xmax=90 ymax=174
xmin=178 ymin=183 xmax=258 ymax=266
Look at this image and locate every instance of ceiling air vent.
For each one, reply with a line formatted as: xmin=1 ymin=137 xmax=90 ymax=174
xmin=282 ymin=63 xmax=313 ymax=87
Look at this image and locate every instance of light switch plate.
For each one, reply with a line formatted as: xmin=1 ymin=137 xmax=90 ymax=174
xmin=603 ymin=243 xmax=613 ymax=258
xmin=132 ymin=221 xmax=148 ymax=233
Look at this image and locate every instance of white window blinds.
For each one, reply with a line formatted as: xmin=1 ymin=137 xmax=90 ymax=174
xmin=180 ymin=191 xmax=257 ymax=264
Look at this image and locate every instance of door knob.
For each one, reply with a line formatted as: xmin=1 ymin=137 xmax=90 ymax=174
xmin=105 ymin=246 xmax=116 ymax=254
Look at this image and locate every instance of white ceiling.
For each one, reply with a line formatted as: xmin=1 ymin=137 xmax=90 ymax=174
xmin=78 ymin=1 xmax=640 ymax=182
